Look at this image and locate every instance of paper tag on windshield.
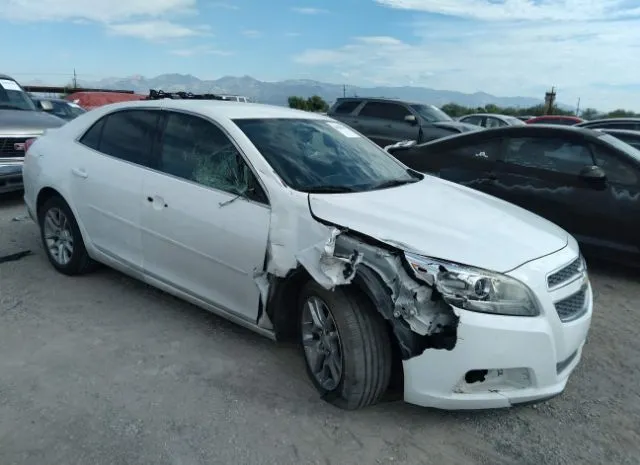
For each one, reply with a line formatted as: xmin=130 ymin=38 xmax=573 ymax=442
xmin=326 ymin=121 xmax=360 ymax=138
xmin=0 ymin=79 xmax=22 ymax=91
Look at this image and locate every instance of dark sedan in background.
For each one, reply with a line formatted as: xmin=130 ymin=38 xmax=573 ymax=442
xmin=576 ymin=117 xmax=640 ymax=131
xmin=386 ymin=125 xmax=640 ymax=266
xmin=596 ymin=128 xmax=640 ymax=150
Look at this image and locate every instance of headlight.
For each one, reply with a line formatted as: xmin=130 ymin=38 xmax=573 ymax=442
xmin=404 ymin=253 xmax=540 ymax=317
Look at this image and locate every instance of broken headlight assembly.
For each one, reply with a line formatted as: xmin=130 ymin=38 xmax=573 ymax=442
xmin=404 ymin=253 xmax=540 ymax=317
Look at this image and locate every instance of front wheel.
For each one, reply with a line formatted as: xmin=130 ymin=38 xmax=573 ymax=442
xmin=299 ymin=281 xmax=392 ymax=410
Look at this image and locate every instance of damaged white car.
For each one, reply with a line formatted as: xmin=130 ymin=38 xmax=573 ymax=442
xmin=22 ymin=99 xmax=593 ymax=410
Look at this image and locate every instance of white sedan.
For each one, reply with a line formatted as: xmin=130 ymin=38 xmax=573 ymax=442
xmin=22 ymin=99 xmax=592 ymax=410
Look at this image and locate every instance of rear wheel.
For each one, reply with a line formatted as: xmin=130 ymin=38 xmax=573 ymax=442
xmin=38 ymin=195 xmax=96 ymax=275
xmin=299 ymin=280 xmax=392 ymax=410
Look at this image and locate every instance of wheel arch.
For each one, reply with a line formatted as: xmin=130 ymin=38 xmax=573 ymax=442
xmin=36 ymin=186 xmax=91 ymax=248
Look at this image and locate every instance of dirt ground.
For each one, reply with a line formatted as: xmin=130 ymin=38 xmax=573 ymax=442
xmin=1 ymin=191 xmax=639 ymax=465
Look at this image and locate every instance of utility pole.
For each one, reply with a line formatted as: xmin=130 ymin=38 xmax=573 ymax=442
xmin=72 ymin=68 xmax=78 ymax=89
xmin=544 ymin=86 xmax=557 ymax=115
xmin=576 ymin=97 xmax=581 ymax=117
xmin=343 ymin=84 xmax=346 ymax=98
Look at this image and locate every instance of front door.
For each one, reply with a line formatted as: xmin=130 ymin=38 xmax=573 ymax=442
xmin=70 ymin=109 xmax=160 ymax=270
xmin=140 ymin=110 xmax=270 ymax=322
xmin=355 ymin=101 xmax=420 ymax=146
xmin=491 ymin=135 xmax=599 ymax=243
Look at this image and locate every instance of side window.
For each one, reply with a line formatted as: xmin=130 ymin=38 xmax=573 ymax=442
xmin=461 ymin=115 xmax=482 ymax=126
xmin=445 ymin=138 xmax=500 ymax=161
xmin=485 ymin=117 xmax=505 ymax=128
xmin=504 ymin=137 xmax=594 ymax=174
xmin=592 ymin=146 xmax=638 ymax=186
xmin=594 ymin=122 xmax=636 ymax=130
xmin=159 ymin=112 xmax=267 ymax=203
xmin=334 ymin=100 xmax=361 ymax=114
xmin=99 ymin=110 xmax=159 ymax=166
xmin=79 ymin=117 xmax=106 ymax=151
xmin=359 ymin=102 xmax=411 ymax=122
xmin=51 ymin=101 xmax=69 ymax=118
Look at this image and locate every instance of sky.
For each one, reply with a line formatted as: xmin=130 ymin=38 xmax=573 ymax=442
xmin=1 ymin=0 xmax=640 ymax=111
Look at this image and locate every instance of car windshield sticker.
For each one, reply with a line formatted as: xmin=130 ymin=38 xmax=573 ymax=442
xmin=326 ymin=121 xmax=361 ymax=138
xmin=0 ymin=79 xmax=22 ymax=91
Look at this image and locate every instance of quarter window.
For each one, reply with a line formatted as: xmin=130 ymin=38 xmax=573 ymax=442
xmin=333 ymin=100 xmax=361 ymax=114
xmin=159 ymin=112 xmax=266 ymax=203
xmin=79 ymin=118 xmax=105 ymax=151
xmin=504 ymin=137 xmax=594 ymax=174
xmin=98 ymin=110 xmax=159 ymax=166
xmin=359 ymin=102 xmax=411 ymax=122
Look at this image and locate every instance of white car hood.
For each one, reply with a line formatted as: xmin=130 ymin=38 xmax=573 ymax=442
xmin=308 ymin=177 xmax=569 ymax=273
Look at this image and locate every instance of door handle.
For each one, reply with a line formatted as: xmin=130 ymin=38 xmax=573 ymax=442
xmin=147 ymin=196 xmax=168 ymax=208
xmin=71 ymin=168 xmax=88 ymax=178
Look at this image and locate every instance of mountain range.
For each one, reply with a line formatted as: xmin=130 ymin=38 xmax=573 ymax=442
xmin=43 ymin=74 xmax=563 ymax=110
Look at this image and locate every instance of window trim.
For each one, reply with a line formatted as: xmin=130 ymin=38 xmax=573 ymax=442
xmin=155 ymin=109 xmax=271 ymax=207
xmin=357 ymin=101 xmax=412 ymax=122
xmin=500 ymin=135 xmax=597 ymax=174
xmin=74 ymin=107 xmax=271 ymax=208
xmin=76 ymin=107 xmax=163 ymax=169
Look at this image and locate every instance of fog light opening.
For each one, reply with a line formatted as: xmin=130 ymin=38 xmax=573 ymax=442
xmin=465 ymin=369 xmax=489 ymax=384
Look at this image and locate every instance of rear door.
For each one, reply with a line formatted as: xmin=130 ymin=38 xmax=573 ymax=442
xmin=588 ymin=142 xmax=640 ymax=257
xmin=72 ymin=109 xmax=160 ymax=271
xmin=490 ymin=133 xmax=600 ymax=243
xmin=355 ymin=101 xmax=420 ymax=146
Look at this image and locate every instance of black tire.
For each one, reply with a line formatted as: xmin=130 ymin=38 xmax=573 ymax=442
xmin=38 ymin=195 xmax=96 ymax=276
xmin=299 ymin=280 xmax=392 ymax=410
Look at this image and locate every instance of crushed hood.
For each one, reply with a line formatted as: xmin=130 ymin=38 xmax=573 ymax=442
xmin=0 ymin=109 xmax=66 ymax=136
xmin=308 ymin=177 xmax=568 ymax=273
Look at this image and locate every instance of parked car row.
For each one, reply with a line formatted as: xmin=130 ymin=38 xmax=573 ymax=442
xmin=21 ymin=98 xmax=593 ymax=413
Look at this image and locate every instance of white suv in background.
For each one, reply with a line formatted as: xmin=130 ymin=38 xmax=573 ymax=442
xmin=22 ymin=99 xmax=593 ymax=410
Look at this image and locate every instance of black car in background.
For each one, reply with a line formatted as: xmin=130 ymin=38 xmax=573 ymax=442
xmin=327 ymin=97 xmax=479 ymax=147
xmin=575 ymin=118 xmax=640 ymax=131
xmin=386 ymin=125 xmax=640 ymax=265
xmin=596 ymin=128 xmax=640 ymax=150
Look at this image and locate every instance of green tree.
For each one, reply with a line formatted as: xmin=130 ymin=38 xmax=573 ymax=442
xmin=605 ymin=109 xmax=638 ymax=118
xmin=288 ymin=96 xmax=308 ymax=111
xmin=580 ymin=108 xmax=599 ymax=120
xmin=306 ymin=95 xmax=329 ymax=112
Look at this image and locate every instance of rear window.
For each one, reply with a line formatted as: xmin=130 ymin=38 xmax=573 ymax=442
xmin=333 ymin=100 xmax=361 ymax=114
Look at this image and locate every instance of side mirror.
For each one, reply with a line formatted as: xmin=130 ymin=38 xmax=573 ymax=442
xmin=579 ymin=165 xmax=606 ymax=181
xmin=39 ymin=100 xmax=54 ymax=111
xmin=404 ymin=114 xmax=417 ymax=125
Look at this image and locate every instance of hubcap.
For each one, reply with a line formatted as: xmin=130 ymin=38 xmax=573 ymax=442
xmin=43 ymin=208 xmax=74 ymax=266
xmin=301 ymin=296 xmax=343 ymax=391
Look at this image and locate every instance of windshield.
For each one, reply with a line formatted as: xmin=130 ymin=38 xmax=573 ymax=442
xmin=233 ymin=118 xmax=421 ymax=193
xmin=410 ymin=104 xmax=453 ymax=123
xmin=0 ymin=78 xmax=37 ymax=111
xmin=599 ymin=133 xmax=640 ymax=162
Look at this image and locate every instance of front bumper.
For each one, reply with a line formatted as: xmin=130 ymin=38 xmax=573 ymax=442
xmin=402 ymin=238 xmax=592 ymax=410
xmin=0 ymin=161 xmax=23 ymax=194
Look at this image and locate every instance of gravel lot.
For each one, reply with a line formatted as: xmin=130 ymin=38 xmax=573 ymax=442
xmin=1 ymin=191 xmax=639 ymax=465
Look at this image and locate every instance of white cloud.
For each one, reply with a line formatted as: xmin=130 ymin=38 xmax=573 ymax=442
xmin=373 ymin=0 xmax=640 ymax=22
xmin=242 ymin=29 xmax=261 ymax=38
xmin=292 ymin=7 xmax=329 ymax=14
xmin=0 ymin=0 xmax=196 ymax=23
xmin=293 ymin=2 xmax=640 ymax=110
xmin=106 ymin=20 xmax=210 ymax=40
xmin=209 ymin=2 xmax=239 ymax=9
xmin=170 ymin=45 xmax=233 ymax=56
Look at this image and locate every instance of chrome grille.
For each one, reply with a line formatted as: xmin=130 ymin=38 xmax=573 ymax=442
xmin=0 ymin=137 xmax=29 ymax=158
xmin=547 ymin=256 xmax=583 ymax=289
xmin=555 ymin=284 xmax=588 ymax=322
